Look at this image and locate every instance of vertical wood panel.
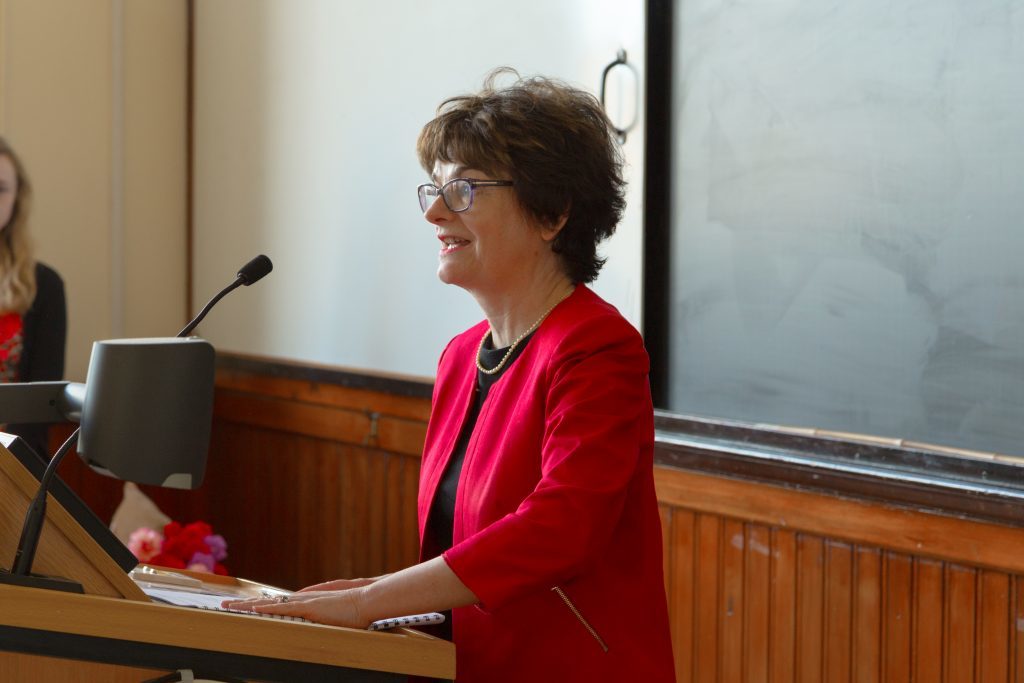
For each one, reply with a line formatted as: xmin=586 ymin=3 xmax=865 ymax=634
xmin=796 ymin=535 xmax=824 ymax=683
xmin=671 ymin=509 xmax=696 ymax=683
xmin=770 ymin=528 xmax=797 ymax=683
xmin=912 ymin=558 xmax=944 ymax=683
xmin=660 ymin=505 xmax=673 ymax=612
xmin=364 ymin=450 xmax=387 ymax=574
xmin=401 ymin=458 xmax=421 ymax=569
xmin=882 ymin=553 xmax=912 ymax=683
xmin=384 ymin=453 xmax=405 ymax=571
xmin=852 ymin=546 xmax=881 ymax=683
xmin=298 ymin=437 xmax=341 ymax=585
xmin=657 ymin=505 xmax=676 ymax=676
xmin=978 ymin=570 xmax=1010 ymax=683
xmin=824 ymin=541 xmax=853 ymax=683
xmin=1015 ymin=577 xmax=1024 ymax=683
xmin=745 ymin=524 xmax=771 ymax=683
xmin=945 ymin=564 xmax=977 ymax=683
xmin=695 ymin=514 xmax=721 ymax=682
xmin=721 ymin=519 xmax=745 ymax=683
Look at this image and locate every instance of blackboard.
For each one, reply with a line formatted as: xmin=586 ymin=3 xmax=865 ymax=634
xmin=667 ymin=0 xmax=1024 ymax=458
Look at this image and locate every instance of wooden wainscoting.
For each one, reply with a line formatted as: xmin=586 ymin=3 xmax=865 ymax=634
xmin=49 ymin=355 xmax=1024 ymax=681
xmin=657 ymin=466 xmax=1024 ymax=683
xmin=56 ymin=355 xmax=433 ymax=590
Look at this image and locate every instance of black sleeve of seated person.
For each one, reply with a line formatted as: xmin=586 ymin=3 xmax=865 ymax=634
xmin=8 ymin=262 xmax=67 ymax=460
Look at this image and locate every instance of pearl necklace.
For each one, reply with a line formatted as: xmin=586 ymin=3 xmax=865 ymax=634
xmin=476 ymin=290 xmax=572 ymax=376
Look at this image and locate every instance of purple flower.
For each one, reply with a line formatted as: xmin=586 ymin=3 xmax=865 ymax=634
xmin=204 ymin=534 xmax=228 ymax=561
xmin=188 ymin=551 xmax=216 ymax=573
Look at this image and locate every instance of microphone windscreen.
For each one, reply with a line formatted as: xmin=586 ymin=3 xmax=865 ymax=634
xmin=237 ymin=254 xmax=273 ymax=285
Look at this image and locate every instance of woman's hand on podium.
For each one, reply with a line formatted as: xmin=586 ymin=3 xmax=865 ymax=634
xmin=221 ymin=586 xmax=373 ymax=629
xmin=222 ymin=557 xmax=477 ymax=629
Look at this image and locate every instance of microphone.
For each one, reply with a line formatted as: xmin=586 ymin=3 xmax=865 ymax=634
xmin=1 ymin=255 xmax=273 ymax=593
xmin=237 ymin=254 xmax=273 ymax=285
xmin=178 ymin=255 xmax=273 ymax=337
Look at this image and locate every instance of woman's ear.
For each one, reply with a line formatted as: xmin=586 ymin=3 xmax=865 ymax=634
xmin=540 ymin=208 xmax=570 ymax=242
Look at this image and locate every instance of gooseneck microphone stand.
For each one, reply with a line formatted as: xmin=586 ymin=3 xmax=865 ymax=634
xmin=0 ymin=255 xmax=273 ymax=592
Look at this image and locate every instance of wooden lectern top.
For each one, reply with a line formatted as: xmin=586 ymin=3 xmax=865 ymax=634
xmin=0 ymin=438 xmax=455 ymax=681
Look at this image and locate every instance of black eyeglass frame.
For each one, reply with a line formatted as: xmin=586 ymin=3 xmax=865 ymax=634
xmin=417 ymin=178 xmax=514 ymax=213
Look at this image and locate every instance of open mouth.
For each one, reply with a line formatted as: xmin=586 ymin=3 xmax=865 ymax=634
xmin=439 ymin=236 xmax=470 ymax=254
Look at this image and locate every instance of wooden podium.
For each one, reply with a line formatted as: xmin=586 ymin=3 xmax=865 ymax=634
xmin=0 ymin=437 xmax=455 ymax=682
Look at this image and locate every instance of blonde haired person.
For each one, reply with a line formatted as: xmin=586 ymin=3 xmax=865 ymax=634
xmin=0 ymin=137 xmax=67 ymax=458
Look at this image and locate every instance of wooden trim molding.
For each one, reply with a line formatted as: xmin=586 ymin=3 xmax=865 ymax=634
xmin=217 ymin=352 xmax=434 ymax=400
xmin=656 ymin=412 xmax=1024 ymax=526
xmin=215 ymin=353 xmax=431 ymax=457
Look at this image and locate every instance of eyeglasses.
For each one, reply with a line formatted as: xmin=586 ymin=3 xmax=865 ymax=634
xmin=417 ymin=178 xmax=514 ymax=214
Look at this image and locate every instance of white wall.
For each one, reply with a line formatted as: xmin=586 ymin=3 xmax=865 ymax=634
xmin=193 ymin=0 xmax=647 ymax=379
xmin=0 ymin=0 xmax=187 ymax=381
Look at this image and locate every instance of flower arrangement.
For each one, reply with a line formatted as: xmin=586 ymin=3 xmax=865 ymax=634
xmin=128 ymin=521 xmax=228 ymax=575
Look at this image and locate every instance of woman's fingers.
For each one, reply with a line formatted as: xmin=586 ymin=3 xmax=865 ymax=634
xmin=220 ymin=590 xmax=368 ymax=629
xmin=222 ymin=591 xmax=321 ymax=611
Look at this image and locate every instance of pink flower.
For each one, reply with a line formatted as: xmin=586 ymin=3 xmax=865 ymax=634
xmin=128 ymin=527 xmax=164 ymax=562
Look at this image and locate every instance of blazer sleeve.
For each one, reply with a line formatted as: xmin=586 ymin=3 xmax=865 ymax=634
xmin=442 ymin=315 xmax=653 ymax=610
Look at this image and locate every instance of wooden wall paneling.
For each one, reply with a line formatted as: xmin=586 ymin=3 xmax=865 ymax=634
xmin=295 ymin=437 xmax=344 ymax=585
xmin=721 ymin=519 xmax=745 ymax=682
xmin=882 ymin=553 xmax=912 ymax=683
xmin=365 ymin=449 xmax=388 ymax=575
xmin=268 ymin=429 xmax=304 ymax=578
xmin=385 ymin=453 xmax=409 ymax=571
xmin=945 ymin=564 xmax=977 ymax=682
xmin=658 ymin=503 xmax=674 ymax=682
xmin=41 ymin=362 xmax=1024 ymax=680
xmin=377 ymin=415 xmax=428 ymax=456
xmin=824 ymin=541 xmax=853 ymax=683
xmin=852 ymin=546 xmax=881 ymax=683
xmin=795 ymin=534 xmax=824 ymax=683
xmin=744 ymin=524 xmax=771 ymax=683
xmin=340 ymin=445 xmax=370 ymax=579
xmin=978 ymin=569 xmax=1010 ymax=683
xmin=769 ymin=528 xmax=797 ymax=683
xmin=695 ymin=513 xmax=721 ymax=681
xmin=214 ymin=368 xmax=432 ymax=422
xmin=670 ymin=508 xmax=696 ymax=683
xmin=659 ymin=505 xmax=672 ymax=604
xmin=214 ymin=390 xmax=371 ymax=446
xmin=910 ymin=557 xmax=943 ymax=683
xmin=203 ymin=424 xmax=298 ymax=587
xmin=1015 ymin=577 xmax=1024 ymax=683
xmin=653 ymin=467 xmax=1024 ymax=575
xmin=401 ymin=457 xmax=422 ymax=568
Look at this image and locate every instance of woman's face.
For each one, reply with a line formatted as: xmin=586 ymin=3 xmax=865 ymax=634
xmin=424 ymin=160 xmax=561 ymax=296
xmin=0 ymin=154 xmax=18 ymax=230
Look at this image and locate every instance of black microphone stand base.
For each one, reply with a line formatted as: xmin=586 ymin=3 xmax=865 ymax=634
xmin=0 ymin=567 xmax=84 ymax=593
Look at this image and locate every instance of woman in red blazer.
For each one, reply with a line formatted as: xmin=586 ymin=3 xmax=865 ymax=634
xmin=228 ymin=69 xmax=675 ymax=681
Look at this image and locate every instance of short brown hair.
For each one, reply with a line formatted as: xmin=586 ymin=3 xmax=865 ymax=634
xmin=417 ymin=68 xmax=625 ymax=284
